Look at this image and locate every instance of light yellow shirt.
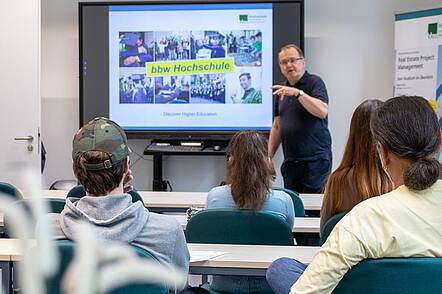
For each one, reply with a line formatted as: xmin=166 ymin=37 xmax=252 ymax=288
xmin=291 ymin=180 xmax=442 ymax=294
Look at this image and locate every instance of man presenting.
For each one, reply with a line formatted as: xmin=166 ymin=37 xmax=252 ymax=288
xmin=268 ymin=44 xmax=331 ymax=193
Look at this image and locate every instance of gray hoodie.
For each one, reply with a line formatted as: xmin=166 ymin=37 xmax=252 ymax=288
xmin=43 ymin=194 xmax=189 ymax=287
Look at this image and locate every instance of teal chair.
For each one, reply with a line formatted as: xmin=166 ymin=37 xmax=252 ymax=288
xmin=106 ymin=244 xmax=168 ymax=294
xmin=319 ymin=212 xmax=347 ymax=245
xmin=66 ymin=185 xmax=85 ymax=197
xmin=3 ymin=198 xmax=66 ymax=237
xmin=11 ymin=198 xmax=66 ymax=214
xmin=45 ymin=240 xmax=167 ymax=294
xmin=187 ymin=209 xmax=293 ymax=294
xmin=0 ymin=182 xmax=22 ymax=199
xmin=333 ymin=258 xmax=442 ymax=293
xmin=67 ymin=185 xmax=144 ymax=205
xmin=273 ymin=187 xmax=305 ymax=217
xmin=186 ymin=209 xmax=294 ymax=245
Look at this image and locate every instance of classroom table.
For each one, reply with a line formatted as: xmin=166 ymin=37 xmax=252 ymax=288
xmin=38 ymin=190 xmax=323 ymax=212
xmin=0 ymin=239 xmax=25 ymax=293
xmin=0 ymin=238 xmax=319 ymax=290
xmin=188 ymin=243 xmax=319 ymax=276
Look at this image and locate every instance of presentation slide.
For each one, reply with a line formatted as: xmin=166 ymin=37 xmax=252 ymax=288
xmin=108 ymin=4 xmax=273 ymax=130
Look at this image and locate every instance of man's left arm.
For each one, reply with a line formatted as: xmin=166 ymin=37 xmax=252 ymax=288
xmin=298 ymin=93 xmax=328 ymax=119
xmin=299 ymin=76 xmax=329 ymax=119
xmin=272 ymin=77 xmax=328 ymax=119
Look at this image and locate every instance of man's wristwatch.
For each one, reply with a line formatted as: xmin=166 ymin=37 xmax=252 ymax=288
xmin=296 ymin=90 xmax=305 ymax=98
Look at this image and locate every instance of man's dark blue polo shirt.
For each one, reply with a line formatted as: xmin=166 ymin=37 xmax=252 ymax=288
xmin=273 ymin=71 xmax=332 ymax=162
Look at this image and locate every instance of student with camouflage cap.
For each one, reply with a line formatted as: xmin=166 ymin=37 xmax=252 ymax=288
xmin=42 ymin=117 xmax=190 ymax=290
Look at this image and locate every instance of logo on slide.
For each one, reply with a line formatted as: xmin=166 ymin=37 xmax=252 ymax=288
xmin=428 ymin=23 xmax=438 ymax=38
xmin=239 ymin=14 xmax=248 ymax=22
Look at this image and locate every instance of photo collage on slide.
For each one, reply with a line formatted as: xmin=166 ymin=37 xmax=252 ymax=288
xmin=118 ymin=30 xmax=263 ymax=105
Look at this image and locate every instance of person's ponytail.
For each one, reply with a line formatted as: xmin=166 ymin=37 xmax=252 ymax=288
xmin=404 ymin=158 xmax=441 ymax=190
xmin=370 ymin=96 xmax=441 ymax=191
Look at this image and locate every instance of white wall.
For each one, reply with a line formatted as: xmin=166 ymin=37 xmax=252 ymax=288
xmin=0 ymin=0 xmax=41 ymax=188
xmin=41 ymin=0 xmax=442 ymax=190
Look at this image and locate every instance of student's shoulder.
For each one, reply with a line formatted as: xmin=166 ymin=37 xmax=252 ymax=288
xmin=209 ymin=184 xmax=229 ymax=193
xmin=270 ymin=189 xmax=293 ymax=202
xmin=343 ymin=189 xmax=402 ymax=225
xmin=141 ymin=213 xmax=184 ymax=242
xmin=207 ymin=185 xmax=230 ymax=198
xmin=264 ymin=190 xmax=294 ymax=211
xmin=354 ymin=189 xmax=400 ymax=211
xmin=147 ymin=212 xmax=181 ymax=229
xmin=36 ymin=213 xmax=66 ymax=239
xmin=207 ymin=185 xmax=230 ymax=203
xmin=38 ymin=212 xmax=61 ymax=226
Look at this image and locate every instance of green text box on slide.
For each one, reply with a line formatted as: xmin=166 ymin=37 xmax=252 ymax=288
xmin=146 ymin=58 xmax=235 ymax=76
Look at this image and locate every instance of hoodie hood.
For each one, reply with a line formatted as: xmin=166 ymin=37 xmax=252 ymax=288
xmin=59 ymin=194 xmax=149 ymax=243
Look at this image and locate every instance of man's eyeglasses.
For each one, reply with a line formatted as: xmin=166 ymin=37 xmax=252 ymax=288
xmin=279 ymin=57 xmax=303 ymax=66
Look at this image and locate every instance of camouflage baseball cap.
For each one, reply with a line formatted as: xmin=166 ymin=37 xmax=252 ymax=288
xmin=72 ymin=117 xmax=130 ymax=170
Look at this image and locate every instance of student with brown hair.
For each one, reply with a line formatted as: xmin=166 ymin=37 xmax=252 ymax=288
xmin=206 ymin=131 xmax=294 ymax=227
xmin=320 ymin=100 xmax=392 ymax=231
xmin=205 ymin=130 xmax=294 ymax=294
xmin=266 ymin=96 xmax=442 ymax=294
xmin=42 ymin=117 xmax=189 ymax=291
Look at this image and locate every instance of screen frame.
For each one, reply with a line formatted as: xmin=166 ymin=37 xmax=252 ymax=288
xmin=79 ymin=0 xmax=304 ymax=139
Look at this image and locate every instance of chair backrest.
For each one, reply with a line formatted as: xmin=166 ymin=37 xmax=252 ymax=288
xmin=127 ymin=190 xmax=144 ymax=205
xmin=3 ymin=198 xmax=66 ymax=238
xmin=333 ymin=258 xmax=442 ymax=294
xmin=46 ymin=240 xmax=168 ymax=294
xmin=319 ymin=212 xmax=346 ymax=245
xmin=0 ymin=182 xmax=22 ymax=199
xmin=67 ymin=185 xmax=144 ymax=205
xmin=49 ymin=180 xmax=77 ymax=191
xmin=107 ymin=244 xmax=168 ymax=294
xmin=273 ymin=187 xmax=305 ymax=217
xmin=47 ymin=198 xmax=67 ymax=214
xmin=186 ymin=209 xmax=294 ymax=246
xmin=45 ymin=239 xmax=75 ymax=294
xmin=66 ymin=185 xmax=86 ymax=197
xmin=11 ymin=198 xmax=66 ymax=214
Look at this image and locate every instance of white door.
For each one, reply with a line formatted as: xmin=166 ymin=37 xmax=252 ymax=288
xmin=0 ymin=0 xmax=41 ymax=187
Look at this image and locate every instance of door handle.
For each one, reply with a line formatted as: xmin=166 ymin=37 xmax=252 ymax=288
xmin=14 ymin=136 xmax=34 ymax=141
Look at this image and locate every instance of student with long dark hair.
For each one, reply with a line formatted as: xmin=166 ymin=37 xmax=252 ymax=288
xmin=205 ymin=130 xmax=294 ymax=294
xmin=266 ymin=96 xmax=442 ymax=294
xmin=320 ymin=100 xmax=392 ymax=231
xmin=206 ymin=131 xmax=294 ymax=227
